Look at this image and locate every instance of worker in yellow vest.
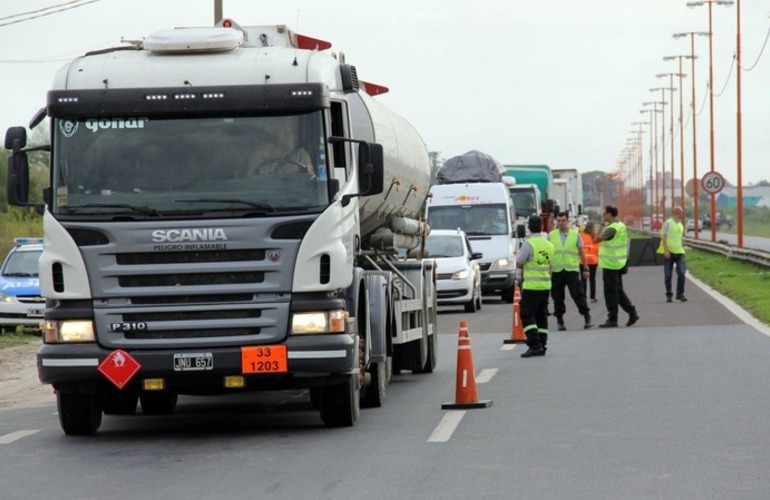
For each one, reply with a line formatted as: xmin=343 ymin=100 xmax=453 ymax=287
xmin=657 ymin=205 xmax=687 ymax=302
xmin=595 ymin=205 xmax=639 ymax=328
xmin=548 ymin=212 xmax=593 ymax=331
xmin=515 ymin=215 xmax=555 ymax=358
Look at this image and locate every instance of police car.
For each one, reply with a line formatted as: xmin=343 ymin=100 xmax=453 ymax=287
xmin=0 ymin=238 xmax=44 ymax=331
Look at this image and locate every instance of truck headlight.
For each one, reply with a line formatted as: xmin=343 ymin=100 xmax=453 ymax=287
xmin=451 ymin=269 xmax=470 ymax=280
xmin=490 ymin=258 xmax=513 ymax=271
xmin=291 ymin=310 xmax=348 ymax=335
xmin=40 ymin=320 xmax=95 ymax=343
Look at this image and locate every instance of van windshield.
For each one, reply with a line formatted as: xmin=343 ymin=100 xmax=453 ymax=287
xmin=428 ymin=204 xmax=509 ymax=236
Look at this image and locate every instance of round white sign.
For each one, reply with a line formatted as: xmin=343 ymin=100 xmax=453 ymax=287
xmin=701 ymin=171 xmax=725 ymax=195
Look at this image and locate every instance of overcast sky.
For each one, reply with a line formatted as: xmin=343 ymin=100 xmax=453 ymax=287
xmin=1 ymin=0 xmax=768 ymax=185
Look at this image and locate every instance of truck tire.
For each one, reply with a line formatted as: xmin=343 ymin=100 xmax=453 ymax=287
xmin=57 ymin=391 xmax=102 ymax=436
xmin=140 ymin=391 xmax=178 ymax=415
xmin=361 ymin=359 xmax=387 ymax=408
xmin=102 ymin=386 xmax=139 ymax=415
xmin=414 ymin=330 xmax=437 ymax=374
xmin=319 ymin=374 xmax=360 ymax=427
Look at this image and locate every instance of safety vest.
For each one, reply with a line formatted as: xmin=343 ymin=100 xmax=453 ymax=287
xmin=548 ymin=229 xmax=580 ymax=272
xmin=581 ymin=232 xmax=598 ymax=265
xmin=522 ymin=236 xmax=554 ymax=291
xmin=657 ymin=218 xmax=685 ymax=254
xmin=598 ymin=221 xmax=628 ymax=270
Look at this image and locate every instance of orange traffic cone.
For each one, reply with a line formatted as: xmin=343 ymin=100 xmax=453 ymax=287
xmin=442 ymin=321 xmax=492 ymax=409
xmin=504 ymin=284 xmax=526 ymax=344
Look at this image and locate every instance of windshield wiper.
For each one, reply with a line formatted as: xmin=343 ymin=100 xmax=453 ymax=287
xmin=4 ymin=272 xmax=37 ymax=277
xmin=173 ymin=198 xmax=274 ymax=212
xmin=62 ymin=204 xmax=159 ymax=215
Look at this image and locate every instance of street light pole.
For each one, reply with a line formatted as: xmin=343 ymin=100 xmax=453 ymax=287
xmin=735 ymin=0 xmax=744 ymax=248
xmin=656 ymin=74 xmax=680 ymax=213
xmin=647 ymin=91 xmax=668 ymax=220
xmin=673 ymin=31 xmax=707 ymax=239
xmin=687 ymin=0 xmax=734 ymax=241
xmin=664 ymin=56 xmax=692 ymax=214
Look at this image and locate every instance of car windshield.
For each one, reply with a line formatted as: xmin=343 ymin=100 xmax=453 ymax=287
xmin=425 ymin=235 xmax=464 ymax=258
xmin=2 ymin=250 xmax=41 ymax=277
xmin=51 ymin=113 xmax=329 ymax=218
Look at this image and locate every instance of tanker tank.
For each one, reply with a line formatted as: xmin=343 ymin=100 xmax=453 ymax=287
xmin=350 ymin=91 xmax=431 ymax=240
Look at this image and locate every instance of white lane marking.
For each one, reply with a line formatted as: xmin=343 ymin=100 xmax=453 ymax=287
xmin=428 ymin=410 xmax=466 ymax=442
xmin=0 ymin=429 xmax=40 ymax=444
xmin=688 ymin=274 xmax=770 ymax=338
xmin=475 ymin=368 xmax=497 ymax=384
xmin=500 ymin=343 xmax=516 ymax=351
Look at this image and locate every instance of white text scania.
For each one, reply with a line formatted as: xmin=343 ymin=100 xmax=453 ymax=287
xmin=151 ymin=228 xmax=228 ymax=243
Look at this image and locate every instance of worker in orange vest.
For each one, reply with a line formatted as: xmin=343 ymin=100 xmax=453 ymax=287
xmin=580 ymin=220 xmax=599 ymax=303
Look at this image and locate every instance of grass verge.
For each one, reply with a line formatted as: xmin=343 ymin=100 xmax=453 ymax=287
xmin=685 ymin=247 xmax=770 ymax=326
xmin=0 ymin=331 xmax=41 ymax=348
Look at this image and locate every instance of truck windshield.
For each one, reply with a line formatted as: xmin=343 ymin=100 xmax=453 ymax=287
xmin=510 ymin=190 xmax=538 ymax=218
xmin=51 ymin=113 xmax=329 ymax=217
xmin=428 ymin=204 xmax=509 ymax=236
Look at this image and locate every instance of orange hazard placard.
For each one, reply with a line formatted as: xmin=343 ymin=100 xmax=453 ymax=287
xmin=241 ymin=345 xmax=288 ymax=374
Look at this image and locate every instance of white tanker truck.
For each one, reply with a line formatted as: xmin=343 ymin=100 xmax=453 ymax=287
xmin=5 ymin=19 xmax=437 ymax=435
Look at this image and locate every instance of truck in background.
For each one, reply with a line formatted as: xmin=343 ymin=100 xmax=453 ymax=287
xmin=505 ymin=178 xmax=541 ymax=231
xmin=5 ymin=19 xmax=438 ymax=434
xmin=504 ymin=164 xmax=557 ymax=231
xmin=552 ymin=178 xmax=572 ymax=217
xmin=552 ymin=168 xmax=584 ymax=218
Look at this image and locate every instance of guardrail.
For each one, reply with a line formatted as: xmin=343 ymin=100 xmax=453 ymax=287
xmin=683 ymin=237 xmax=770 ymax=269
xmin=637 ymin=229 xmax=770 ymax=269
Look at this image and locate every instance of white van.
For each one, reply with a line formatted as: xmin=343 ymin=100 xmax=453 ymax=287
xmin=426 ymin=182 xmax=521 ymax=303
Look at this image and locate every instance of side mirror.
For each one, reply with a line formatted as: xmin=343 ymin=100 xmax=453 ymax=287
xmin=359 ymin=142 xmax=384 ymax=196
xmin=470 ymin=251 xmax=483 ymax=260
xmin=547 ymin=199 xmax=557 ymax=214
xmin=5 ymin=126 xmax=27 ymax=151
xmin=6 ymin=151 xmax=30 ymax=206
xmin=516 ymin=224 xmax=526 ymax=239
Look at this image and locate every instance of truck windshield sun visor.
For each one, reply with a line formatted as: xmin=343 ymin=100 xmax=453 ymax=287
xmin=47 ymin=83 xmax=329 ymax=119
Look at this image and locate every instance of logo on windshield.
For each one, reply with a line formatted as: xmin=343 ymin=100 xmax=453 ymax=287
xmin=59 ymin=120 xmax=78 ymax=137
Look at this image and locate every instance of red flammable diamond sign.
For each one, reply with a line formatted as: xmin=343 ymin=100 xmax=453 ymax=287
xmin=98 ymin=349 xmax=141 ymax=389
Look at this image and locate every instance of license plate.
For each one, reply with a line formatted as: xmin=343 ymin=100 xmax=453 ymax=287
xmin=173 ymin=352 xmax=213 ymax=371
xmin=26 ymin=308 xmax=43 ymax=318
xmin=241 ymin=345 xmax=288 ymax=374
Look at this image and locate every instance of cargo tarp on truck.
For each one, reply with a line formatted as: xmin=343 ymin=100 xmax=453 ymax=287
xmin=437 ymin=150 xmax=505 ymax=184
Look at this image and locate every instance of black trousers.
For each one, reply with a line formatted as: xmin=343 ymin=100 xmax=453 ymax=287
xmin=581 ymin=264 xmax=598 ymax=300
xmin=520 ymin=288 xmax=550 ymax=348
xmin=551 ymin=270 xmax=590 ymax=321
xmin=601 ymin=267 xmax=636 ymax=322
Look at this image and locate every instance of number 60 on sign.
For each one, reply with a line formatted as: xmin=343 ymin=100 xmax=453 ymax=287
xmin=701 ymin=171 xmax=725 ymax=195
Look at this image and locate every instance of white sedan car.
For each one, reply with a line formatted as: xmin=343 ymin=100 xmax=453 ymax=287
xmin=424 ymin=229 xmax=483 ymax=313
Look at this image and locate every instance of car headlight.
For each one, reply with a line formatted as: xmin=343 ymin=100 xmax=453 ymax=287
xmin=0 ymin=292 xmax=15 ymax=304
xmin=291 ymin=310 xmax=348 ymax=335
xmin=40 ymin=320 xmax=95 ymax=343
xmin=451 ymin=269 xmax=470 ymax=280
xmin=490 ymin=258 xmax=514 ymax=271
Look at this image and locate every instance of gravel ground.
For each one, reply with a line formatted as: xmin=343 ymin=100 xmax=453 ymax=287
xmin=0 ymin=341 xmax=54 ymax=410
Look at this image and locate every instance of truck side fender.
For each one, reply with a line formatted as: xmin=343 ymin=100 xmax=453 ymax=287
xmin=346 ymin=268 xmax=371 ymax=366
xmin=364 ymin=272 xmax=390 ymax=363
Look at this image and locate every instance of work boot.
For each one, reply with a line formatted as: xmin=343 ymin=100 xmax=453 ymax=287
xmin=583 ymin=313 xmax=593 ymax=329
xmin=676 ymin=295 xmax=688 ymax=302
xmin=626 ymin=312 xmax=640 ymax=327
xmin=599 ymin=320 xmax=618 ymax=328
xmin=520 ymin=346 xmax=545 ymax=358
xmin=557 ymin=323 xmax=566 ymax=331
xmin=666 ymin=296 xmax=673 ymax=303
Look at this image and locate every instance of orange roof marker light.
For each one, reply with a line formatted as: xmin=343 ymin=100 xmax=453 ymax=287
xmin=361 ymin=81 xmax=390 ymax=96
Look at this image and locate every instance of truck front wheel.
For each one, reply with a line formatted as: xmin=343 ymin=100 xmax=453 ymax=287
xmin=57 ymin=391 xmax=102 ymax=436
xmin=319 ymin=374 xmax=360 ymax=427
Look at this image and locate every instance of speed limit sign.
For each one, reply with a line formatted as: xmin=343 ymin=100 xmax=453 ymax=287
xmin=701 ymin=171 xmax=725 ymax=195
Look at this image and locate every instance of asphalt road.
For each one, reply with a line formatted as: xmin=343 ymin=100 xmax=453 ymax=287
xmin=1 ymin=263 xmax=769 ymax=499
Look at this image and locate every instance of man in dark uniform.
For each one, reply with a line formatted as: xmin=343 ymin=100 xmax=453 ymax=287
xmin=515 ymin=215 xmax=555 ymax=357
